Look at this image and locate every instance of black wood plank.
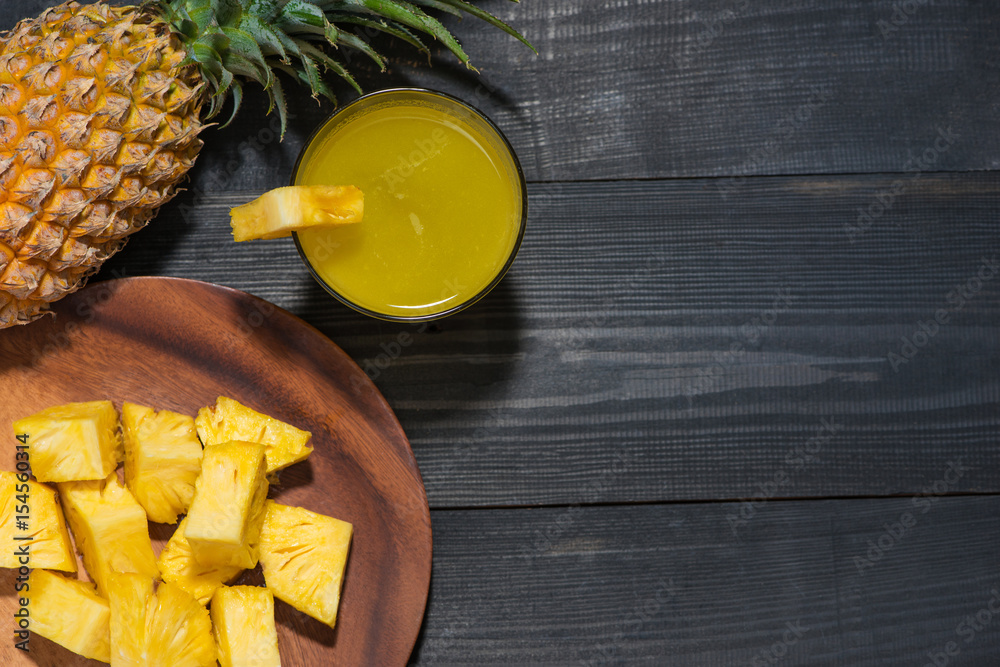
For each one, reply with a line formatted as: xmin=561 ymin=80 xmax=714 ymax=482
xmin=4 ymin=1 xmax=997 ymax=184
xmin=96 ymin=174 xmax=1000 ymax=506
xmin=411 ymin=497 xmax=1000 ymax=665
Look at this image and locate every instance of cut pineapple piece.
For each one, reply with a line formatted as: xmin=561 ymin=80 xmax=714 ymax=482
xmin=158 ymin=515 xmax=244 ymax=605
xmin=12 ymin=400 xmax=120 ymax=482
xmin=230 ymin=184 xmax=364 ymax=241
xmin=58 ymin=473 xmax=159 ymax=596
xmin=185 ymin=441 xmax=268 ymax=569
xmin=0 ymin=472 xmax=76 ymax=572
xmin=259 ymin=500 xmax=353 ymax=628
xmin=211 ymin=586 xmax=281 ymax=667
xmin=196 ymin=396 xmax=312 ymax=474
xmin=108 ymin=570 xmax=153 ymax=666
xmin=28 ymin=569 xmax=110 ymax=663
xmin=108 ymin=572 xmax=216 ymax=667
xmin=122 ymin=401 xmax=204 ymax=524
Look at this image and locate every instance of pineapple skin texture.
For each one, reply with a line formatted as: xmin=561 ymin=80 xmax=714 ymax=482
xmin=158 ymin=514 xmax=244 ymax=605
xmin=108 ymin=572 xmax=217 ymax=667
xmin=259 ymin=500 xmax=353 ymax=629
xmin=211 ymin=585 xmax=282 ymax=667
xmin=12 ymin=399 xmax=120 ymax=482
xmin=185 ymin=440 xmax=268 ymax=569
xmin=196 ymin=396 xmax=313 ymax=474
xmin=0 ymin=471 xmax=76 ymax=571
xmin=0 ymin=2 xmax=205 ymax=327
xmin=58 ymin=472 xmax=159 ymax=597
xmin=122 ymin=401 xmax=203 ymax=524
xmin=28 ymin=568 xmax=111 ymax=663
xmin=229 ymin=184 xmax=364 ymax=241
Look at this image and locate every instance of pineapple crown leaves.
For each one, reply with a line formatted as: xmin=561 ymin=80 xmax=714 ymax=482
xmin=150 ymin=0 xmax=535 ymax=138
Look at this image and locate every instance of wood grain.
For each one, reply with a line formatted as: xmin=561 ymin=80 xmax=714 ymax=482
xmin=410 ymin=497 xmax=1000 ymax=665
xmin=0 ymin=278 xmax=431 ymax=667
xmin=96 ymin=175 xmax=1000 ymax=507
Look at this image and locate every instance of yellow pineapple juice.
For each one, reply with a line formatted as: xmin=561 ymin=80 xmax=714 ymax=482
xmin=294 ymin=89 xmax=526 ymax=320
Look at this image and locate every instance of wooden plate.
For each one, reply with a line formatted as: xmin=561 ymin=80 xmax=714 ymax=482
xmin=0 ymin=277 xmax=432 ymax=666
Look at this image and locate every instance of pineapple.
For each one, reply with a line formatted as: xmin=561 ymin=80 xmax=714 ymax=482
xmin=58 ymin=471 xmax=159 ymax=596
xmin=196 ymin=396 xmax=312 ymax=474
xmin=258 ymin=500 xmax=353 ymax=628
xmin=230 ymin=184 xmax=364 ymax=242
xmin=122 ymin=401 xmax=203 ymax=524
xmin=0 ymin=1 xmax=532 ymax=327
xmin=158 ymin=515 xmax=244 ymax=605
xmin=108 ymin=571 xmax=217 ymax=667
xmin=211 ymin=585 xmax=281 ymax=667
xmin=184 ymin=440 xmax=268 ymax=569
xmin=0 ymin=471 xmax=76 ymax=571
xmin=27 ymin=568 xmax=111 ymax=663
xmin=11 ymin=399 xmax=120 ymax=482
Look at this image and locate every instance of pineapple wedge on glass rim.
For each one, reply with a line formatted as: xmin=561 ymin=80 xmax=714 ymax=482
xmin=211 ymin=585 xmax=281 ymax=667
xmin=27 ymin=568 xmax=111 ymax=663
xmin=184 ymin=440 xmax=268 ymax=569
xmin=259 ymin=500 xmax=354 ymax=628
xmin=0 ymin=471 xmax=76 ymax=572
xmin=230 ymin=185 xmax=364 ymax=241
xmin=108 ymin=571 xmax=217 ymax=667
xmin=122 ymin=401 xmax=203 ymax=524
xmin=11 ymin=400 xmax=121 ymax=482
xmin=196 ymin=396 xmax=312 ymax=475
xmin=158 ymin=515 xmax=244 ymax=606
xmin=58 ymin=472 xmax=159 ymax=597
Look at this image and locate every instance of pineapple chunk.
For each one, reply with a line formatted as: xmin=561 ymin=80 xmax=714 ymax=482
xmin=211 ymin=586 xmax=281 ymax=667
xmin=0 ymin=472 xmax=76 ymax=572
xmin=122 ymin=401 xmax=204 ymax=524
xmin=196 ymin=396 xmax=312 ymax=474
xmin=158 ymin=515 xmax=244 ymax=605
xmin=27 ymin=569 xmax=110 ymax=663
xmin=108 ymin=572 xmax=216 ymax=667
xmin=58 ymin=473 xmax=159 ymax=596
xmin=12 ymin=400 xmax=120 ymax=482
xmin=258 ymin=500 xmax=353 ymax=628
xmin=229 ymin=184 xmax=363 ymax=241
xmin=184 ymin=441 xmax=268 ymax=569
xmin=108 ymin=570 xmax=153 ymax=666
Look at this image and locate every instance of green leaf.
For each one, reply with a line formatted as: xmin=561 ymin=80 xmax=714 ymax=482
xmin=299 ymin=41 xmax=362 ymax=94
xmin=422 ymin=0 xmax=536 ymax=52
xmin=408 ymin=0 xmax=462 ymax=18
xmin=326 ymin=13 xmax=429 ymax=55
xmin=239 ymin=15 xmax=288 ymax=60
xmin=218 ymin=79 xmax=244 ymax=129
xmin=221 ymin=26 xmax=272 ymax=86
xmin=335 ymin=31 xmax=386 ymax=70
xmin=211 ymin=0 xmax=242 ymax=26
xmin=281 ymin=0 xmax=327 ymax=27
xmin=341 ymin=0 xmax=470 ymax=65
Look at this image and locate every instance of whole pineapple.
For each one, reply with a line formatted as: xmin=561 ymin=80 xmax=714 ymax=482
xmin=0 ymin=0 xmax=531 ymax=327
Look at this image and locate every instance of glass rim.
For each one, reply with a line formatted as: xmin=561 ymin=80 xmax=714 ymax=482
xmin=291 ymin=87 xmax=528 ymax=323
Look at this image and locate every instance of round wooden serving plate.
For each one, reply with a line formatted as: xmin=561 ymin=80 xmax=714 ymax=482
xmin=0 ymin=277 xmax=432 ymax=667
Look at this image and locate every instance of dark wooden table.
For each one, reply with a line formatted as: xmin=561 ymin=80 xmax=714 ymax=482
xmin=7 ymin=1 xmax=1000 ymax=664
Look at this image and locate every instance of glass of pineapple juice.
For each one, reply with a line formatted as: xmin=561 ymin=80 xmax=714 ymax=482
xmin=292 ymin=88 xmax=526 ymax=321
